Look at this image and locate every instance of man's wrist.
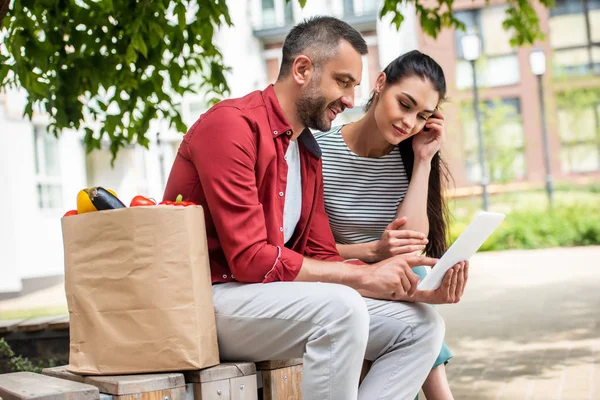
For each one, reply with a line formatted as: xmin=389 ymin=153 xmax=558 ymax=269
xmin=340 ymin=263 xmax=371 ymax=291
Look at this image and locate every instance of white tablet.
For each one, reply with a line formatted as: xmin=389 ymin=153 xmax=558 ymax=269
xmin=417 ymin=211 xmax=506 ymax=291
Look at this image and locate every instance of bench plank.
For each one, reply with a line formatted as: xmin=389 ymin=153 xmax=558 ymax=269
xmin=42 ymin=366 xmax=185 ymax=396
xmin=42 ymin=366 xmax=86 ymax=383
xmin=0 ymin=372 xmax=99 ymax=400
xmin=84 ymin=373 xmax=184 ymax=395
xmin=255 ymin=359 xmax=302 ymax=371
xmin=0 ymin=319 xmax=24 ymax=334
xmin=46 ymin=315 xmax=70 ymax=331
xmin=14 ymin=316 xmax=65 ymax=332
xmin=185 ymin=363 xmax=256 ymax=384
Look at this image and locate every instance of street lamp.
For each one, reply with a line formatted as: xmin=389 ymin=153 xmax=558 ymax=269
xmin=461 ymin=32 xmax=489 ymax=211
xmin=529 ymin=48 xmax=554 ymax=206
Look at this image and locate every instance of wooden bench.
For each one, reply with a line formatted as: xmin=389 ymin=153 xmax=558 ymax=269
xmin=0 ymin=371 xmax=100 ymax=400
xmin=254 ymin=358 xmax=372 ymax=398
xmin=184 ymin=362 xmax=257 ymax=400
xmin=255 ymin=359 xmax=303 ymax=400
xmin=42 ymin=366 xmax=186 ymax=400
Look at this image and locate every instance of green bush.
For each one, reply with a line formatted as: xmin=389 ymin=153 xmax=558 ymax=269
xmin=449 ymin=204 xmax=600 ymax=252
xmin=0 ymin=338 xmax=56 ymax=373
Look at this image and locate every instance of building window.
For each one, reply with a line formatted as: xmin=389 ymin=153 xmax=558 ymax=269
xmin=259 ymin=0 xmax=293 ymax=29
xmin=556 ymin=89 xmax=600 ymax=173
xmin=261 ymin=0 xmax=277 ymax=28
xmin=549 ymin=0 xmax=600 ymax=76
xmin=454 ymin=6 xmax=520 ymax=89
xmin=461 ymin=98 xmax=526 ymax=184
xmin=33 ymin=126 xmax=63 ymax=209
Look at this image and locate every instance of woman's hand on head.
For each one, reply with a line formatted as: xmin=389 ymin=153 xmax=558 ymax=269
xmin=371 ymin=217 xmax=429 ymax=262
xmin=412 ymin=110 xmax=445 ymax=162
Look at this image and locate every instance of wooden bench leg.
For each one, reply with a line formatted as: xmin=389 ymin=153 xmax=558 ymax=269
xmin=256 ymin=360 xmax=303 ymax=400
xmin=184 ymin=362 xmax=258 ymax=400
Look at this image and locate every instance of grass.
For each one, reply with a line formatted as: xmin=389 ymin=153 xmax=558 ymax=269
xmin=0 ymin=306 xmax=68 ymax=321
xmin=449 ymin=185 xmax=600 ymax=223
xmin=447 ymin=184 xmax=600 ymax=251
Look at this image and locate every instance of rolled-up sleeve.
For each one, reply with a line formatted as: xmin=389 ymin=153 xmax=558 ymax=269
xmin=187 ymin=107 xmax=304 ymax=283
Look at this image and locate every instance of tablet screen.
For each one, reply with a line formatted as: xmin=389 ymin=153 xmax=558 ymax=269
xmin=417 ymin=211 xmax=506 ymax=291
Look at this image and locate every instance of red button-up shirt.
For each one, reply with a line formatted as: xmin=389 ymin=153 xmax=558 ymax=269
xmin=164 ymin=85 xmax=346 ymax=284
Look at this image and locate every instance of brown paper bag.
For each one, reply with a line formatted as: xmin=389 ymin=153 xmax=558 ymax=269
xmin=61 ymin=205 xmax=219 ymax=375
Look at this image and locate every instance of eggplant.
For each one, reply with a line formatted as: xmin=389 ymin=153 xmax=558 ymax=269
xmin=87 ymin=186 xmax=126 ymax=210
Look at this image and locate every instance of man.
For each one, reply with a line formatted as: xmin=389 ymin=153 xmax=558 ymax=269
xmin=164 ymin=16 xmax=467 ymax=400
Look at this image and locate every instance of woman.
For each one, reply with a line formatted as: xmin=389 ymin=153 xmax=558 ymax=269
xmin=316 ymin=50 xmax=457 ymax=399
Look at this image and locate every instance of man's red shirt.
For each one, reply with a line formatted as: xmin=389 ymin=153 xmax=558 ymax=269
xmin=164 ymin=85 xmax=346 ymax=284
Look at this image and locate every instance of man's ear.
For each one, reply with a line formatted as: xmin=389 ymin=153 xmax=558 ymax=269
xmin=374 ymin=72 xmax=386 ymax=95
xmin=291 ymin=55 xmax=313 ymax=85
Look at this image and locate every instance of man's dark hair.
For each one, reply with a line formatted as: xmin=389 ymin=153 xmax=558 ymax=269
xmin=278 ymin=16 xmax=368 ymax=79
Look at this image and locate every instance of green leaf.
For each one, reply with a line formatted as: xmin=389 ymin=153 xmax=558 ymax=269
xmin=23 ymin=101 xmax=33 ymax=119
xmin=175 ymin=3 xmax=186 ymax=30
xmin=131 ymin=33 xmax=148 ymax=58
xmin=125 ymin=44 xmax=137 ymax=64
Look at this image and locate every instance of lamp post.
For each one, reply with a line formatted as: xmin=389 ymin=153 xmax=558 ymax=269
xmin=461 ymin=32 xmax=489 ymax=211
xmin=530 ymin=48 xmax=554 ymax=206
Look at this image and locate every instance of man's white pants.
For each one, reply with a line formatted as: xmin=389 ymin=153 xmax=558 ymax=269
xmin=212 ymin=281 xmax=444 ymax=400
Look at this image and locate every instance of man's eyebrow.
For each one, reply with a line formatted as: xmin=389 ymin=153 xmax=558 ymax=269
xmin=334 ymin=72 xmax=358 ymax=83
xmin=401 ymin=92 xmax=434 ymax=114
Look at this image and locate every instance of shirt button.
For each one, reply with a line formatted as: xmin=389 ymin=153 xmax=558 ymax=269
xmin=284 ymin=155 xmax=288 ymax=161
xmin=279 ymin=227 xmax=284 ymax=232
xmin=279 ymin=191 xmax=284 ymax=197
xmin=273 ymin=130 xmax=278 ymax=135
xmin=222 ymin=274 xmax=227 ymax=279
xmin=286 ymin=130 xmax=292 ymax=135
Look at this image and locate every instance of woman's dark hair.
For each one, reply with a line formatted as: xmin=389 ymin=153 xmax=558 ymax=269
xmin=367 ymin=50 xmax=452 ymax=258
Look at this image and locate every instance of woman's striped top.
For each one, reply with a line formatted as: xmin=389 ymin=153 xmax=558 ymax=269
xmin=314 ymin=125 xmax=410 ymax=245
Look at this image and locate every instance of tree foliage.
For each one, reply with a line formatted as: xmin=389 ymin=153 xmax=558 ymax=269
xmin=1 ymin=0 xmax=231 ymax=160
xmin=1 ymin=0 xmax=555 ymax=160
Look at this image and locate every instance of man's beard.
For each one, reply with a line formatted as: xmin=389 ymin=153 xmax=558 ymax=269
xmin=296 ymin=78 xmax=345 ymax=132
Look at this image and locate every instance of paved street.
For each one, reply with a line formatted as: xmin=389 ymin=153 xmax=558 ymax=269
xmin=1 ymin=246 xmax=599 ymax=399
xmin=437 ymin=246 xmax=600 ymax=400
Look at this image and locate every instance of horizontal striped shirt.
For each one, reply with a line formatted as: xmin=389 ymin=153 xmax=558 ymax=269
xmin=315 ymin=125 xmax=409 ymax=244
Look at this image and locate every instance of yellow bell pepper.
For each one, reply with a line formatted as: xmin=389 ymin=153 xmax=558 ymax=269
xmin=77 ymin=188 xmax=118 ymax=214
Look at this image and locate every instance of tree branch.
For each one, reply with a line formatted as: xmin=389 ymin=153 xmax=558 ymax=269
xmin=0 ymin=0 xmax=9 ymax=27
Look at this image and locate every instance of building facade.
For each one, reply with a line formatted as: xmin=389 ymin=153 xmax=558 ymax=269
xmin=419 ymin=0 xmax=600 ymax=189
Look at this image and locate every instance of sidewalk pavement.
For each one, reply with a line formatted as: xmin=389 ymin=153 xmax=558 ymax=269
xmin=437 ymin=246 xmax=600 ymax=400
xmin=1 ymin=246 xmax=599 ymax=399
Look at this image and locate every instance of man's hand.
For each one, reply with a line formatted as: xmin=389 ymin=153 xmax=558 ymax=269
xmin=357 ymin=255 xmax=438 ymax=301
xmin=410 ymin=261 xmax=469 ymax=304
xmin=369 ymin=217 xmax=428 ymax=262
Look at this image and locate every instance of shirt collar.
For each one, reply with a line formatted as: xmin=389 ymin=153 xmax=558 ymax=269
xmin=298 ymin=128 xmax=322 ymax=159
xmin=261 ymin=84 xmax=293 ymax=138
xmin=262 ymin=85 xmax=322 ymax=159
